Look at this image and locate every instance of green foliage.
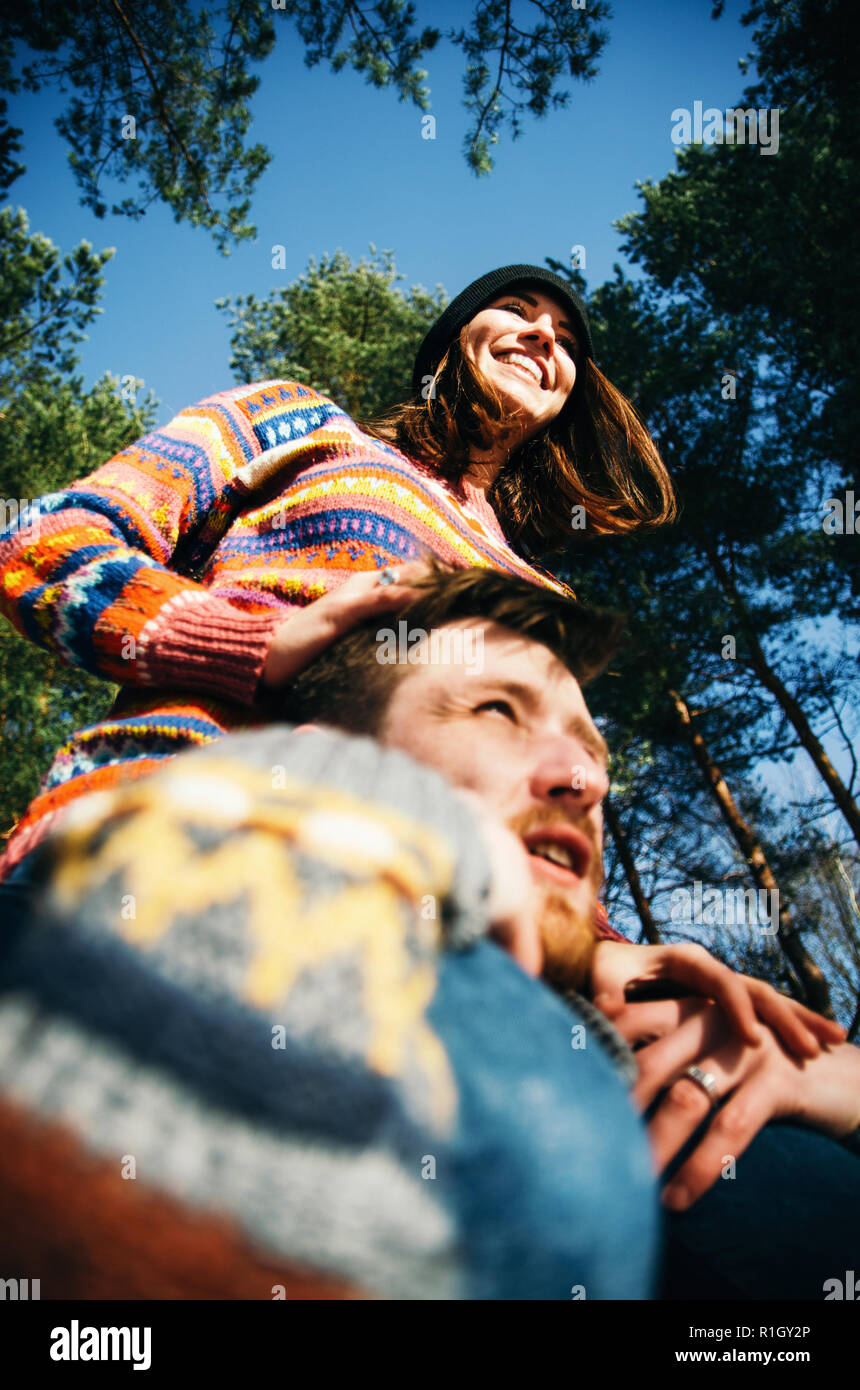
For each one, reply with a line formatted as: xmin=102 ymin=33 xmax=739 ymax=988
xmin=453 ymin=0 xmax=610 ymax=174
xmin=0 ymin=624 xmax=109 ymax=845
xmin=547 ymin=125 xmax=860 ymax=1007
xmin=2 ymin=0 xmax=276 ymax=253
xmin=0 ymin=208 xmax=157 ymax=837
xmin=279 ymin=0 xmax=611 ymax=175
xmin=217 ymin=244 xmax=447 ymax=417
xmin=0 ymin=206 xmax=113 ymax=405
xmin=0 ymin=101 xmax=24 ymax=195
xmin=0 ymin=370 xmax=158 ymax=502
xmin=618 ymin=0 xmax=859 ymax=613
xmin=1 ymin=1 xmax=613 ymax=250
xmin=0 ymin=373 xmax=157 ymax=840
xmin=288 ymin=0 xmax=438 ymax=109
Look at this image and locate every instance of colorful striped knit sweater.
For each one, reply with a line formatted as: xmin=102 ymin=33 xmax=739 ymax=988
xmin=0 ymin=377 xmax=625 ymax=940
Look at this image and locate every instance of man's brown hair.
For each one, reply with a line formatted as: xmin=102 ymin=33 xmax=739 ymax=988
xmin=276 ymin=564 xmax=625 ymax=736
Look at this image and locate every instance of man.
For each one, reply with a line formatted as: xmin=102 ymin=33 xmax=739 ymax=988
xmin=278 ymin=565 xmax=860 ymax=1279
xmin=0 ymin=567 xmax=857 ymax=1299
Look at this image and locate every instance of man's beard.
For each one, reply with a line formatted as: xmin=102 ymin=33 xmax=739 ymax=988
xmin=507 ymin=807 xmax=604 ymax=993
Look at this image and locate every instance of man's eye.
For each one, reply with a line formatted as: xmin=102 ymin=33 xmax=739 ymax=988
xmin=501 ymin=300 xmax=526 ymax=317
xmin=474 ymin=699 xmax=516 ymax=721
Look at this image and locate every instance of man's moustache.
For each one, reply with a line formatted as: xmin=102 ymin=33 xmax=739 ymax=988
xmin=506 ymin=807 xmax=602 ymax=886
xmin=507 ymin=806 xmax=598 ymax=848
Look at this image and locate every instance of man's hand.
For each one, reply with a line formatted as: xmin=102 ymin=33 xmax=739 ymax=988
xmin=589 ymin=940 xmax=846 ymax=1060
xmin=629 ymin=1000 xmax=860 ymax=1211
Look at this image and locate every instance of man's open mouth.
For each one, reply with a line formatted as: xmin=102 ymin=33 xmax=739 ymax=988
xmin=521 ymin=827 xmax=591 ymax=885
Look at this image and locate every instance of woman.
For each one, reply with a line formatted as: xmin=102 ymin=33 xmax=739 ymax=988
xmin=0 ymin=263 xmax=672 ymax=881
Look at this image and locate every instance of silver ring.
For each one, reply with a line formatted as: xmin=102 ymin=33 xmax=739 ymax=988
xmin=682 ymin=1064 xmax=720 ymax=1109
xmin=377 ymin=566 xmax=398 ymax=587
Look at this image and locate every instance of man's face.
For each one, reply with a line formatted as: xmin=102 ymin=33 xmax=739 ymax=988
xmin=379 ymin=620 xmax=609 ymax=983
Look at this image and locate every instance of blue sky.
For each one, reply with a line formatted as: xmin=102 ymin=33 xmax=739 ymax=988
xmin=7 ymin=0 xmax=759 ymax=424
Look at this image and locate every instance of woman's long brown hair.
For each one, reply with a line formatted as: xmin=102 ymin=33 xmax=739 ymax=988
xmin=358 ymin=328 xmax=677 ymax=554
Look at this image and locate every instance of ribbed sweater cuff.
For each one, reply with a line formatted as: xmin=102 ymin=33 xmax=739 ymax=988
xmin=136 ymin=592 xmax=285 ymax=706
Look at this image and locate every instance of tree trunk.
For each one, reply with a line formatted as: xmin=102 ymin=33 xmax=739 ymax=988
xmin=603 ymin=793 xmax=661 ymax=943
xmin=669 ymin=687 xmax=833 ymax=1017
xmin=707 ymin=544 xmax=860 ymax=852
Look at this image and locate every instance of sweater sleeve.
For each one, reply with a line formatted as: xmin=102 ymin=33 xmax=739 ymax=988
xmin=0 ymin=381 xmax=332 ymax=707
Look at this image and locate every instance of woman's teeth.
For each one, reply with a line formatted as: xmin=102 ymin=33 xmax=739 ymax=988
xmin=495 ymin=352 xmax=543 ymax=386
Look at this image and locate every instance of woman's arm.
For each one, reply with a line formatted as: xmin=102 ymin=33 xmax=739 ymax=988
xmin=0 ymin=381 xmax=342 ymax=706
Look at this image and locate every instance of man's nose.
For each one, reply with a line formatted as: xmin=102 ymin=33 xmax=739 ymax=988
xmin=528 ymin=738 xmax=609 ymax=810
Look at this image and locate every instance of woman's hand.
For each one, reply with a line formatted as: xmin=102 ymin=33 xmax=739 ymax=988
xmin=631 ymin=1000 xmax=860 ymax=1210
xmin=589 ymin=940 xmax=846 ymax=1060
xmin=260 ymin=563 xmax=432 ymax=690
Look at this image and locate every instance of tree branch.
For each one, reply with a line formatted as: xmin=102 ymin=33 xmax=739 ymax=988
xmin=468 ymin=0 xmax=511 ymax=162
xmin=106 ymin=0 xmax=221 ymax=227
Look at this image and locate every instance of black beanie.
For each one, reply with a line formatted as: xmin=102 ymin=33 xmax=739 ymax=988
xmin=411 ymin=264 xmax=593 ymax=397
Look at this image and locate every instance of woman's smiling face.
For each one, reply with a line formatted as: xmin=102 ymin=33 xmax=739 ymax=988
xmin=462 ymin=286 xmax=580 ymax=441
